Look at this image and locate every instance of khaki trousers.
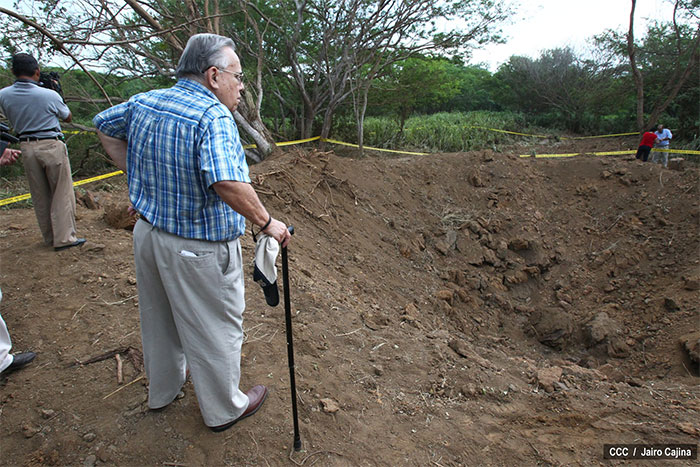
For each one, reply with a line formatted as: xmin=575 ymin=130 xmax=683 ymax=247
xmin=20 ymin=139 xmax=78 ymax=248
xmin=133 ymin=219 xmax=249 ymax=427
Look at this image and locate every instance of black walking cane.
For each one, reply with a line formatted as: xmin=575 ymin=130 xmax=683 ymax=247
xmin=282 ymin=226 xmax=302 ymax=451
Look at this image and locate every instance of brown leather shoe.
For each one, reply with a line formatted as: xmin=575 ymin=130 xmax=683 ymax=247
xmin=210 ymin=385 xmax=268 ymax=432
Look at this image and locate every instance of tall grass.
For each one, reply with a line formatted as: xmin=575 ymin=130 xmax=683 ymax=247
xmin=362 ymin=111 xmax=530 ymax=152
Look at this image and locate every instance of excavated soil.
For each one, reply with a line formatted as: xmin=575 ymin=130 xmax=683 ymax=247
xmin=0 ymin=137 xmax=698 ymax=466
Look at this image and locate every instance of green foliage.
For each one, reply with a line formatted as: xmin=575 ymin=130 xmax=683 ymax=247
xmin=362 ymin=111 xmax=528 ymax=152
xmin=593 ymin=16 xmax=699 ymax=135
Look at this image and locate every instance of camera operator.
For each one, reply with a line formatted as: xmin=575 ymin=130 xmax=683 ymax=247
xmin=0 ymin=53 xmax=85 ymax=251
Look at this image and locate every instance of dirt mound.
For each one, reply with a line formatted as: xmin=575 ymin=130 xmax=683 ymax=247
xmin=1 ymin=142 xmax=698 ymax=465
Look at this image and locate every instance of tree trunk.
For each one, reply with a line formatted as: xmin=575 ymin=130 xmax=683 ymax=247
xmin=627 ymin=0 xmax=646 ymax=131
xmin=233 ymin=111 xmax=268 ymax=164
xmin=301 ymin=105 xmax=316 ymax=139
xmin=233 ymin=89 xmax=276 ymax=161
xmin=645 ymin=46 xmax=699 ymax=127
xmin=355 ymin=85 xmax=369 ymax=155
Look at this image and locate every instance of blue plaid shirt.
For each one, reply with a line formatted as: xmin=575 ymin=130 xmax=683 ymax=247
xmin=93 ymin=79 xmax=250 ymax=241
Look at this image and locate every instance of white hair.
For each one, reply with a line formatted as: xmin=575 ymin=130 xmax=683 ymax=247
xmin=175 ymin=34 xmax=237 ymax=81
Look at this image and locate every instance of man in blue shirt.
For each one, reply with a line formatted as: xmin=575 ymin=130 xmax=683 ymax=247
xmin=652 ymin=124 xmax=673 ymax=168
xmin=94 ymin=34 xmax=291 ymax=432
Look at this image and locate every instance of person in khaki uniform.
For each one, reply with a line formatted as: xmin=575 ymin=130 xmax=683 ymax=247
xmin=0 ymin=53 xmax=85 ymax=251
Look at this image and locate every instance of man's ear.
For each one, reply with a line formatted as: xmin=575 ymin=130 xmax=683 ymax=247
xmin=204 ymin=67 xmax=221 ymax=90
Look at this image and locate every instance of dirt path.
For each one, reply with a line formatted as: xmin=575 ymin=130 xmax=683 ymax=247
xmin=1 ymin=141 xmax=698 ymax=466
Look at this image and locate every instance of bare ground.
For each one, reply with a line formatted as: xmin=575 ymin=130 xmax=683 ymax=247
xmin=1 ymin=137 xmax=698 ymax=466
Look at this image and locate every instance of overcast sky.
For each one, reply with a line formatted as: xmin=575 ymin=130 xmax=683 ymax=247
xmin=470 ymin=0 xmax=679 ymax=71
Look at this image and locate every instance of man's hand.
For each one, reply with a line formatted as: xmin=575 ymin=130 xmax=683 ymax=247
xmin=264 ymin=218 xmax=292 ymax=247
xmin=0 ymin=148 xmax=20 ymax=166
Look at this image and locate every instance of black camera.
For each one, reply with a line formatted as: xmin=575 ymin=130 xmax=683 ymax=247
xmin=0 ymin=122 xmax=18 ymax=154
xmin=0 ymin=122 xmax=19 ymax=144
xmin=39 ymin=71 xmax=63 ymax=97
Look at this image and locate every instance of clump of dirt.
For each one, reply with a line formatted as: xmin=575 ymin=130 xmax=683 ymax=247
xmin=1 ymin=139 xmax=698 ymax=465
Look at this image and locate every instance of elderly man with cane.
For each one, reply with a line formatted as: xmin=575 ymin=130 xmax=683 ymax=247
xmin=94 ymin=33 xmax=291 ymax=432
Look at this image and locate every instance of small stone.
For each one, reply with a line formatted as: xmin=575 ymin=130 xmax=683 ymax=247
xmin=40 ymin=409 xmax=56 ymax=419
xmin=83 ymin=432 xmax=97 ymax=442
xmin=401 ymin=303 xmax=419 ymax=323
xmin=97 ymin=446 xmax=111 ymax=463
xmin=677 ymin=422 xmax=699 ymax=436
xmin=668 ymin=158 xmax=685 ymax=171
xmin=373 ymin=365 xmax=384 ymax=376
xmin=536 ymin=367 xmax=563 ymax=393
xmin=22 ymin=424 xmax=38 ymax=438
xmin=83 ymin=454 xmax=97 ymax=467
xmin=664 ymin=298 xmax=680 ymax=312
xmin=461 ymin=383 xmax=478 ymax=398
xmin=435 ymin=290 xmax=454 ymax=304
xmin=508 ymin=238 xmax=530 ymax=251
xmin=85 ymin=243 xmax=106 ymax=253
xmin=77 ymin=190 xmax=100 ymax=210
xmin=320 ymin=398 xmax=340 ymax=413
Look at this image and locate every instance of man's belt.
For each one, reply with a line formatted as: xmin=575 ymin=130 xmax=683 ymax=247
xmin=19 ymin=135 xmax=63 ymax=142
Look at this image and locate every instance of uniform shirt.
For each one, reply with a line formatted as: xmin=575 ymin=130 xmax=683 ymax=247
xmin=0 ymin=80 xmax=69 ymax=138
xmin=654 ymin=128 xmax=672 ymax=148
xmin=93 ymin=79 xmax=250 ymax=241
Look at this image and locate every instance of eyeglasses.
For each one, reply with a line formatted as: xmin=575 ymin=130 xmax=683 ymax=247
xmin=217 ymin=68 xmax=244 ymax=83
xmin=201 ymin=66 xmax=244 ymax=83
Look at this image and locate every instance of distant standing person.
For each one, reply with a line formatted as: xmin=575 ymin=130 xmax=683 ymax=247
xmin=636 ymin=129 xmax=659 ymax=162
xmin=93 ymin=34 xmax=291 ymax=432
xmin=0 ymin=53 xmax=85 ymax=251
xmin=651 ymin=124 xmax=673 ymax=168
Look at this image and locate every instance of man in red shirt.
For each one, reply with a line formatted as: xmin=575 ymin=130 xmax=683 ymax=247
xmin=636 ymin=130 xmax=659 ymax=162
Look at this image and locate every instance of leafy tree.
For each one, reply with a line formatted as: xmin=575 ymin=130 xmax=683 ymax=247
xmin=0 ymin=0 xmax=515 ymax=158
xmin=238 ymin=0 xmax=515 ymax=151
xmin=614 ymin=0 xmax=699 ymax=130
xmin=493 ymin=48 xmax=620 ymax=133
xmin=369 ymin=56 xmax=462 ymax=132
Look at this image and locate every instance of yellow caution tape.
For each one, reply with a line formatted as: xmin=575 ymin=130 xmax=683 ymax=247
xmin=278 ymin=136 xmax=321 ymax=147
xmin=1 ymin=170 xmax=125 ymax=207
xmin=0 ymin=193 xmax=32 ymax=207
xmin=73 ymin=170 xmax=124 ymax=186
xmin=663 ymin=148 xmax=700 ymax=155
xmin=564 ymin=132 xmax=639 ymax=140
xmin=467 ymin=126 xmax=551 ymax=138
xmin=322 ymin=138 xmax=429 ymax=155
xmin=520 ymin=148 xmax=700 ymax=158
